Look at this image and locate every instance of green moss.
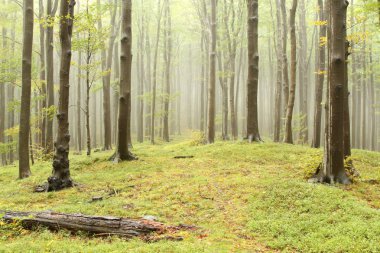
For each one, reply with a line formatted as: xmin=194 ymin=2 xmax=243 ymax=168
xmin=0 ymin=139 xmax=379 ymax=252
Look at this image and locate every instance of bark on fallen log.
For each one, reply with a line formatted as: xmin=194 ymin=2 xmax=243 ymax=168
xmin=1 ymin=211 xmax=185 ymax=239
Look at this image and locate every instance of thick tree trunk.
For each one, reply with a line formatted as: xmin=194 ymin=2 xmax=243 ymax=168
xmin=19 ymin=0 xmax=34 ymax=179
xmin=115 ymin=0 xmax=134 ymax=161
xmin=2 ymin=211 xmax=173 ymax=239
xmin=246 ymin=0 xmax=261 ymax=142
xmin=311 ymin=0 xmax=350 ymax=184
xmin=312 ymin=0 xmax=326 ymax=148
xmin=45 ymin=0 xmax=59 ymax=153
xmin=47 ymin=0 xmax=76 ymax=191
xmin=284 ymin=0 xmax=298 ymax=144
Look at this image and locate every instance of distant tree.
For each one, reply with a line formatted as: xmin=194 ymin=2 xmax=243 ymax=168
xmin=284 ymin=0 xmax=298 ymax=144
xmin=151 ymin=0 xmax=163 ymax=144
xmin=207 ymin=0 xmax=216 ymax=143
xmin=19 ymin=0 xmax=34 ymax=179
xmin=47 ymin=0 xmax=76 ymax=191
xmin=246 ymin=0 xmax=261 ymax=142
xmin=163 ymin=0 xmax=172 ymax=142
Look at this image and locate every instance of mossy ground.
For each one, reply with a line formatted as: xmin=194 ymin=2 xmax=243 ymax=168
xmin=0 ymin=137 xmax=380 ymax=252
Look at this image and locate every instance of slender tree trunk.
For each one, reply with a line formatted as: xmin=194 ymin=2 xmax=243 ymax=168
xmin=280 ymin=0 xmax=290 ymax=118
xmin=284 ymin=0 xmax=298 ymax=144
xmin=369 ymin=44 xmax=376 ymax=151
xmin=274 ymin=0 xmax=283 ymax=142
xmin=163 ymin=0 xmax=172 ymax=142
xmin=0 ymin=22 xmax=6 ymax=165
xmin=19 ymin=0 xmax=34 ymax=179
xmin=45 ymin=0 xmax=59 ymax=153
xmin=47 ymin=0 xmax=76 ymax=191
xmin=77 ymin=46 xmax=82 ymax=153
xmin=312 ymin=0 xmax=327 ymax=148
xmin=246 ymin=0 xmax=261 ymax=142
xmin=115 ymin=0 xmax=134 ymax=161
xmin=360 ymin=35 xmax=367 ymax=150
xmin=137 ymin=0 xmax=145 ymax=143
xmin=298 ymin=0 xmax=308 ymax=144
xmin=39 ymin=0 xmax=47 ymax=149
xmin=151 ymin=0 xmax=163 ymax=144
xmin=207 ymin=0 xmax=217 ymax=143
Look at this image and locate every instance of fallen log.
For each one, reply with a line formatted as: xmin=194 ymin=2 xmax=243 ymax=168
xmin=1 ymin=211 xmax=181 ymax=239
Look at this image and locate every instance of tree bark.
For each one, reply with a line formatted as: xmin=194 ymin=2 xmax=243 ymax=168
xmin=19 ymin=0 xmax=34 ymax=179
xmin=312 ymin=0 xmax=326 ymax=148
xmin=97 ymin=0 xmax=112 ymax=151
xmin=2 ymin=211 xmax=171 ymax=239
xmin=311 ymin=0 xmax=350 ymax=184
xmin=207 ymin=0 xmax=217 ymax=143
xmin=274 ymin=0 xmax=283 ymax=143
xmin=284 ymin=0 xmax=298 ymax=144
xmin=45 ymin=0 xmax=59 ymax=153
xmin=47 ymin=0 xmax=76 ymax=191
xmin=150 ymin=0 xmax=163 ymax=145
xmin=280 ymin=0 xmax=290 ymax=118
xmin=246 ymin=0 xmax=261 ymax=142
xmin=163 ymin=0 xmax=172 ymax=142
xmin=115 ymin=0 xmax=134 ymax=161
xmin=39 ymin=0 xmax=47 ymax=149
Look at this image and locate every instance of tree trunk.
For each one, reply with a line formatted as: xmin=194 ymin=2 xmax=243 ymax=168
xmin=77 ymin=48 xmax=82 ymax=153
xmin=312 ymin=0 xmax=326 ymax=148
xmin=298 ymin=0 xmax=308 ymax=144
xmin=151 ymin=0 xmax=163 ymax=144
xmin=45 ymin=0 xmax=59 ymax=153
xmin=163 ymin=0 xmax=172 ymax=142
xmin=39 ymin=0 xmax=47 ymax=149
xmin=2 ymin=211 xmax=172 ymax=239
xmin=369 ymin=44 xmax=376 ymax=151
xmin=274 ymin=0 xmax=283 ymax=143
xmin=284 ymin=0 xmax=298 ymax=144
xmin=137 ymin=0 xmax=145 ymax=143
xmin=360 ymin=37 xmax=367 ymax=150
xmin=19 ymin=0 xmax=34 ymax=179
xmin=0 ymin=23 xmax=6 ymax=165
xmin=246 ymin=0 xmax=261 ymax=142
xmin=311 ymin=0 xmax=350 ymax=184
xmin=97 ymin=0 xmax=112 ymax=151
xmin=115 ymin=0 xmax=134 ymax=161
xmin=280 ymin=0 xmax=290 ymax=118
xmin=47 ymin=0 xmax=76 ymax=191
xmin=207 ymin=0 xmax=216 ymax=143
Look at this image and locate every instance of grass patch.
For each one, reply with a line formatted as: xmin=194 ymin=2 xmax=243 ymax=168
xmin=0 ymin=139 xmax=379 ymax=252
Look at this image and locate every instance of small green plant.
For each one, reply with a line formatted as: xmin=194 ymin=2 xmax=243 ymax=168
xmin=189 ymin=131 xmax=207 ymax=146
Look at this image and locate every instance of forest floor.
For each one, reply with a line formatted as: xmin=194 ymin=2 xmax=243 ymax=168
xmin=1 ymin=135 xmax=380 ymax=252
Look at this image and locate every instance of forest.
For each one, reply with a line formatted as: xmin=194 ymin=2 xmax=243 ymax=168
xmin=0 ymin=0 xmax=380 ymax=252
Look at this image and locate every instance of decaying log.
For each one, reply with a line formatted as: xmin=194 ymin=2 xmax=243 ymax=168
xmin=1 ymin=211 xmax=185 ymax=239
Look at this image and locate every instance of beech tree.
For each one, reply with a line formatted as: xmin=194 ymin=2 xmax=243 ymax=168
xmin=18 ymin=0 xmax=34 ymax=179
xmin=284 ymin=0 xmax=298 ymax=144
xmin=207 ymin=0 xmax=217 ymax=144
xmin=46 ymin=0 xmax=76 ymax=191
xmin=246 ymin=0 xmax=261 ymax=142
xmin=115 ymin=0 xmax=134 ymax=161
xmin=310 ymin=0 xmax=351 ymax=184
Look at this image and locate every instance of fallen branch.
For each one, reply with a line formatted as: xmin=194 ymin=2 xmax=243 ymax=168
xmin=1 ymin=211 xmax=190 ymax=240
xmin=174 ymin=156 xmax=194 ymax=159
